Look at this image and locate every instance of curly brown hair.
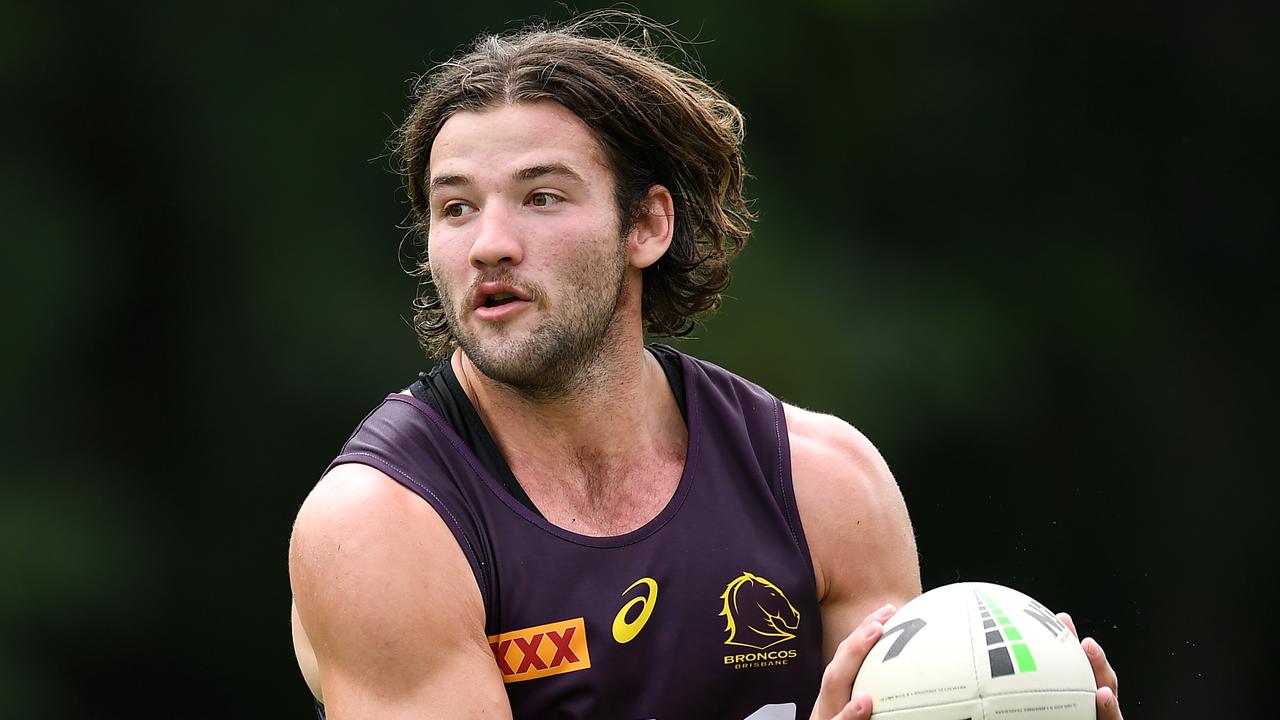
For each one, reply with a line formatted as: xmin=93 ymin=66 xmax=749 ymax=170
xmin=396 ymin=12 xmax=754 ymax=358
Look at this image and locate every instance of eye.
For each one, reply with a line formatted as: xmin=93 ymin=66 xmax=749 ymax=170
xmin=441 ymin=201 xmax=475 ymax=219
xmin=528 ymin=192 xmax=563 ymax=208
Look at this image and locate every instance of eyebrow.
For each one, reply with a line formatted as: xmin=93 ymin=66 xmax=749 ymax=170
xmin=515 ymin=163 xmax=585 ymax=185
xmin=427 ymin=163 xmax=587 ymax=197
xmin=427 ymin=173 xmax=471 ymax=196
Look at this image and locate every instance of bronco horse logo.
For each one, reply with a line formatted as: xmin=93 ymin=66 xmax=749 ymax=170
xmin=719 ymin=572 xmax=801 ymax=650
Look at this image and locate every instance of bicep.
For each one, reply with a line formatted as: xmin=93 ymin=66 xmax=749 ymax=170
xmin=815 ymin=476 xmax=920 ymax=661
xmin=320 ymin=638 xmax=509 ymax=720
xmin=787 ymin=406 xmax=922 ymax=663
xmin=289 ymin=463 xmax=512 ymax=720
xmin=291 ymin=600 xmax=323 ymax=701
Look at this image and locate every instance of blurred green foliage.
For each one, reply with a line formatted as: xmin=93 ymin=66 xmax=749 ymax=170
xmin=1 ymin=1 xmax=1273 ymax=717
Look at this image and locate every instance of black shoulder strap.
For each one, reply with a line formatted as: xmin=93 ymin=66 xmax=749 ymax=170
xmin=410 ymin=358 xmax=543 ymax=518
xmin=648 ymin=343 xmax=688 ymax=419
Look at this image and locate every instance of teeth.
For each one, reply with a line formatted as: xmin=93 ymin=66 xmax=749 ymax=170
xmin=484 ymin=292 xmax=518 ymax=308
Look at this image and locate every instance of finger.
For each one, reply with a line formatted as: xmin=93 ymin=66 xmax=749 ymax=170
xmin=815 ymin=621 xmax=882 ymax=718
xmin=861 ymin=602 xmax=897 ymax=627
xmin=831 ymin=692 xmax=874 ymax=720
xmin=1057 ymin=612 xmax=1079 ymax=640
xmin=813 ymin=608 xmax=892 ymax=719
xmin=1095 ymin=685 xmax=1122 ymax=720
xmin=1082 ymin=637 xmax=1119 ymax=697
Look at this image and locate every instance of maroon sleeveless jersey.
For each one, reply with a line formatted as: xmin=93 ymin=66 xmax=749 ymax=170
xmin=328 ymin=352 xmax=823 ymax=719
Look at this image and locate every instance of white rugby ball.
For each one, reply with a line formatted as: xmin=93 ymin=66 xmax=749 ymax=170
xmin=851 ymin=582 xmax=1096 ymax=719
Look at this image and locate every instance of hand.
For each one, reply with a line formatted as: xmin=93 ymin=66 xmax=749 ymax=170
xmin=809 ymin=603 xmax=896 ymax=720
xmin=1057 ymin=612 xmax=1122 ymax=720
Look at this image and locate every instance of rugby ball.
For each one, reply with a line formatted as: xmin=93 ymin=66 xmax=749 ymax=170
xmin=851 ymin=582 xmax=1095 ymax=719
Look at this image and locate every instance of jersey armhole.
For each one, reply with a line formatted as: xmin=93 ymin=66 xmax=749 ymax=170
xmin=772 ymin=396 xmax=819 ymax=588
xmin=329 ymin=451 xmax=493 ymax=626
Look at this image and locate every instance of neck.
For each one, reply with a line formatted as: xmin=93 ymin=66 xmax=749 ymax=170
xmin=449 ymin=275 xmax=690 ymax=535
xmin=452 ymin=329 xmax=681 ymax=472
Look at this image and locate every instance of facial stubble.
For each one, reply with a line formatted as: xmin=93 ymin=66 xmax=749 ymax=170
xmin=434 ymin=234 xmax=631 ymax=401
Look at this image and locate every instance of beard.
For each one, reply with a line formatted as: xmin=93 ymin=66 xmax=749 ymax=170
xmin=434 ymin=235 xmax=630 ymax=401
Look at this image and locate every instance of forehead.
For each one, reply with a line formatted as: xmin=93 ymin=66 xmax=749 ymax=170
xmin=428 ymin=101 xmax=611 ymax=182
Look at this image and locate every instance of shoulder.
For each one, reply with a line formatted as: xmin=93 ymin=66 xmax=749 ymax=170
xmin=290 ymin=463 xmax=460 ymax=584
xmin=784 ymin=404 xmax=920 ymax=606
xmin=785 ymin=404 xmax=893 ymax=498
xmin=290 ymin=462 xmax=482 ymax=628
xmin=289 ymin=463 xmax=494 ymax=707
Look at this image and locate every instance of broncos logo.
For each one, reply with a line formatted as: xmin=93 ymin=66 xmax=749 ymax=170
xmin=719 ymin=572 xmax=800 ymax=650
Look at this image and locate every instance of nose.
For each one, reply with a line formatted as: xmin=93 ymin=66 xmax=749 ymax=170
xmin=468 ymin=203 xmax=524 ymax=269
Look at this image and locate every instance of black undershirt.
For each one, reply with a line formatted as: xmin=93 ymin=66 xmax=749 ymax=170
xmin=407 ymin=344 xmax=688 ymax=519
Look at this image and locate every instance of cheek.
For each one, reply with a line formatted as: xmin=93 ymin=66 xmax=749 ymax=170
xmin=543 ymin=214 xmax=623 ymax=266
xmin=427 ymin=237 xmax=467 ymax=292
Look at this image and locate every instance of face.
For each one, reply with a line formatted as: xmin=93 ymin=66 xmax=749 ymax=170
xmin=426 ymin=101 xmax=631 ymax=397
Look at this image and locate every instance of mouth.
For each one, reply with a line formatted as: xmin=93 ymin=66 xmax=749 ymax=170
xmin=471 ymin=281 xmax=534 ymax=320
xmin=482 ymin=291 xmax=520 ymax=308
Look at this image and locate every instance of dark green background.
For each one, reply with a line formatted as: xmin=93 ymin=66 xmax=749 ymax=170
xmin=3 ymin=1 xmax=1273 ymax=717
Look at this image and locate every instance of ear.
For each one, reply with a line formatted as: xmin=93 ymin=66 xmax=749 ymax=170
xmin=626 ymin=185 xmax=675 ymax=270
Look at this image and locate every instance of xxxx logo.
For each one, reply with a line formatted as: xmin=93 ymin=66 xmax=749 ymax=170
xmin=488 ymin=617 xmax=591 ymax=683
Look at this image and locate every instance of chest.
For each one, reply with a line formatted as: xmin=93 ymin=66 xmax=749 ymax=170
xmin=480 ymin=470 xmax=823 ymax=720
xmin=514 ymin=454 xmax=686 ymax=536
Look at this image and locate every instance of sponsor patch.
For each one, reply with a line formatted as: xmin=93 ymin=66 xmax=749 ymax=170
xmin=488 ymin=617 xmax=591 ymax=683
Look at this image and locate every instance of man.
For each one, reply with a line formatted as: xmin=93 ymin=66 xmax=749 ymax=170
xmin=289 ymin=15 xmax=1122 ymax=720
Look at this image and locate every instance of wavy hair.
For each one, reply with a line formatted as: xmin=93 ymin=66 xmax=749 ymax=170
xmin=395 ymin=11 xmax=754 ymax=357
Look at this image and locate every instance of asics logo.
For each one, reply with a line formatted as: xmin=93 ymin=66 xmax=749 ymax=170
xmin=613 ymin=577 xmax=659 ymax=644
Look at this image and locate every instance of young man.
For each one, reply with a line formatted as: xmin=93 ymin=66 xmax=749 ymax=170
xmin=289 ymin=16 xmax=1123 ymax=720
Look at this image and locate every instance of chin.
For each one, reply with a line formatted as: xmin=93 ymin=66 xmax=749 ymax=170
xmin=461 ymin=320 xmax=613 ymax=399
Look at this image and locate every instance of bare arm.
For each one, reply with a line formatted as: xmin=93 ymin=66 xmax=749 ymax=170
xmin=786 ymin=405 xmax=921 ymax=719
xmin=787 ymin=405 xmax=921 ymax=657
xmin=788 ymin=407 xmax=1124 ymax=720
xmin=289 ymin=463 xmax=512 ymax=720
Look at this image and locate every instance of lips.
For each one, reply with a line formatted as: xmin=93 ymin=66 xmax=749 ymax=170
xmin=471 ymin=281 xmax=533 ymax=321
